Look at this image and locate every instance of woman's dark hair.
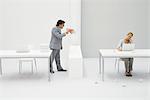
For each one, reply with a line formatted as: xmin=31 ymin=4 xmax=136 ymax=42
xmin=56 ymin=20 xmax=65 ymax=26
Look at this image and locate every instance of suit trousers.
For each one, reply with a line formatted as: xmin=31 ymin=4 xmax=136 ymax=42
xmin=50 ymin=49 xmax=63 ymax=71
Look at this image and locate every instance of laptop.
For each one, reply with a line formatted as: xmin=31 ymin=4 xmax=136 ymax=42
xmin=122 ymin=44 xmax=135 ymax=51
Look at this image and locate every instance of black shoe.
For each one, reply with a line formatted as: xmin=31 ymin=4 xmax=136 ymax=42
xmin=128 ymin=73 xmax=132 ymax=77
xmin=58 ymin=69 xmax=67 ymax=72
xmin=125 ymin=72 xmax=132 ymax=77
xmin=50 ymin=70 xmax=55 ymax=74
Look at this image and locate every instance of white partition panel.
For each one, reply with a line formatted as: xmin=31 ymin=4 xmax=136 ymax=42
xmin=68 ymin=45 xmax=83 ymax=78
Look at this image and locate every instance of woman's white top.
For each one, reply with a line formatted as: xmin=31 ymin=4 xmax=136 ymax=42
xmin=117 ymin=39 xmax=133 ymax=50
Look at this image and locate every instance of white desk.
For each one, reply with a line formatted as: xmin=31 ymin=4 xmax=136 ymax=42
xmin=0 ymin=50 xmax=51 ymax=81
xmin=99 ymin=49 xmax=150 ymax=81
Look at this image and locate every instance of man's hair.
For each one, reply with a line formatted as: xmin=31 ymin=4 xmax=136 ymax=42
xmin=56 ymin=20 xmax=65 ymax=26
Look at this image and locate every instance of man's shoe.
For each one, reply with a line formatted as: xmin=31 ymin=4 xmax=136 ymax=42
xmin=50 ymin=70 xmax=55 ymax=74
xmin=58 ymin=69 xmax=67 ymax=72
xmin=128 ymin=72 xmax=132 ymax=77
xmin=128 ymin=74 xmax=132 ymax=77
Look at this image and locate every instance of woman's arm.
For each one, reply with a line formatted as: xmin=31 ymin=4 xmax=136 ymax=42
xmin=116 ymin=39 xmax=123 ymax=51
xmin=129 ymin=39 xmax=134 ymax=43
xmin=117 ymin=48 xmax=122 ymax=51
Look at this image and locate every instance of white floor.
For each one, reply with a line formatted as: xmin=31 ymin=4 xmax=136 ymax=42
xmin=0 ymin=58 xmax=150 ymax=100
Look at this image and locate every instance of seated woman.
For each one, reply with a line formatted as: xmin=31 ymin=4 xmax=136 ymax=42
xmin=116 ymin=32 xmax=134 ymax=77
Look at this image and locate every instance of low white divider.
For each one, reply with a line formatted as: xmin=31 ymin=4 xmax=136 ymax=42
xmin=68 ymin=45 xmax=83 ymax=79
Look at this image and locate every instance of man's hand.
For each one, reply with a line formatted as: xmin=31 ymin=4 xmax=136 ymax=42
xmin=65 ymin=31 xmax=69 ymax=35
xmin=66 ymin=28 xmax=75 ymax=34
xmin=64 ymin=28 xmax=75 ymax=36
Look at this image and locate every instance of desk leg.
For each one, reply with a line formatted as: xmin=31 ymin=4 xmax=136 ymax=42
xmin=34 ymin=58 xmax=37 ymax=73
xmin=48 ymin=57 xmax=51 ymax=82
xmin=101 ymin=57 xmax=104 ymax=81
xmin=0 ymin=58 xmax=2 ymax=75
xmin=99 ymin=52 xmax=101 ymax=74
xmin=148 ymin=60 xmax=150 ymax=74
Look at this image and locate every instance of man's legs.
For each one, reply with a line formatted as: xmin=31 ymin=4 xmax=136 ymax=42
xmin=55 ymin=50 xmax=63 ymax=70
xmin=50 ymin=49 xmax=59 ymax=73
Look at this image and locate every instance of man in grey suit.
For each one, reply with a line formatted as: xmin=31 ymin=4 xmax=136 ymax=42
xmin=49 ymin=20 xmax=71 ymax=73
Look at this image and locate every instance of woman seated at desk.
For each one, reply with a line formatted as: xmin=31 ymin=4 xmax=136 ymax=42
xmin=116 ymin=32 xmax=134 ymax=77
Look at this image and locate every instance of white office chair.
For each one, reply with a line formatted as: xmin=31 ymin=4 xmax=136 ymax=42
xmin=115 ymin=58 xmax=150 ymax=74
xmin=18 ymin=45 xmax=37 ymax=74
xmin=39 ymin=44 xmax=49 ymax=52
xmin=114 ymin=58 xmax=122 ymax=73
xmin=148 ymin=59 xmax=150 ymax=74
xmin=19 ymin=58 xmax=37 ymax=74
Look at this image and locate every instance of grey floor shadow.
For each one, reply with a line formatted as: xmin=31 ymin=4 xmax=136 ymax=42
xmin=0 ymin=72 xmax=47 ymax=81
xmin=105 ymin=71 xmax=150 ymax=82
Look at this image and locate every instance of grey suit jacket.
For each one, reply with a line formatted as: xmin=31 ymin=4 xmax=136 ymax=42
xmin=49 ymin=27 xmax=66 ymax=50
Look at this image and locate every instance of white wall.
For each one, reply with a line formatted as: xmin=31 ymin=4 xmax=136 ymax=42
xmin=69 ymin=0 xmax=81 ymax=45
xmin=82 ymin=0 xmax=149 ymax=58
xmin=0 ymin=0 xmax=81 ymax=69
xmin=0 ymin=0 xmax=2 ymax=48
xmin=0 ymin=0 xmax=81 ymax=49
xmin=0 ymin=0 xmax=70 ymax=50
xmin=148 ymin=0 xmax=150 ymax=48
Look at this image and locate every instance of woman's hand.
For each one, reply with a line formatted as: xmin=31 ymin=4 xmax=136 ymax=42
xmin=117 ymin=48 xmax=122 ymax=51
xmin=130 ymin=39 xmax=133 ymax=43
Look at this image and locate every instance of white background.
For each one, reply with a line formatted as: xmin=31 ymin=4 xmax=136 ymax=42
xmin=82 ymin=0 xmax=150 ymax=57
xmin=0 ymin=0 xmax=149 ymax=58
xmin=148 ymin=0 xmax=150 ymax=48
xmin=0 ymin=0 xmax=149 ymax=99
xmin=0 ymin=0 xmax=70 ymax=50
xmin=0 ymin=0 xmax=81 ymax=68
